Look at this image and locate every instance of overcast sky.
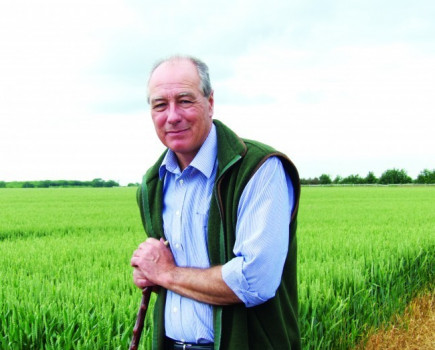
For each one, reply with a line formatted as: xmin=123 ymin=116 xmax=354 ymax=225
xmin=1 ymin=0 xmax=434 ymax=185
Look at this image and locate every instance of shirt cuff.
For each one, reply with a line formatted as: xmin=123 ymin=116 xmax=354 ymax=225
xmin=221 ymin=257 xmax=269 ymax=308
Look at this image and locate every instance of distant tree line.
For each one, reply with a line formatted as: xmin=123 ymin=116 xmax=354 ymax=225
xmin=301 ymin=168 xmax=435 ymax=185
xmin=1 ymin=169 xmax=434 ymax=188
xmin=0 ymin=178 xmax=120 ymax=188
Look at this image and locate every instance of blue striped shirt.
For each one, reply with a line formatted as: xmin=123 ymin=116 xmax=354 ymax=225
xmin=159 ymin=124 xmax=294 ymax=343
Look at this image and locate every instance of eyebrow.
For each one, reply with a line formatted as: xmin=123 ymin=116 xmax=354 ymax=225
xmin=150 ymin=92 xmax=196 ymax=105
xmin=177 ymin=92 xmax=195 ymax=99
xmin=150 ymin=97 xmax=166 ymax=105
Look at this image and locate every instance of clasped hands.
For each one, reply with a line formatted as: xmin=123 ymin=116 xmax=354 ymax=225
xmin=130 ymin=237 xmax=174 ymax=289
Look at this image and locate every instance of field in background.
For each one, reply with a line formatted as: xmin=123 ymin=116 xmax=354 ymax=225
xmin=0 ymin=188 xmax=151 ymax=349
xmin=1 ymin=186 xmax=434 ymax=349
xmin=297 ymin=186 xmax=434 ymax=348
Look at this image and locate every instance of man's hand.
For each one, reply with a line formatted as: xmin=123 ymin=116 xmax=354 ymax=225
xmin=130 ymin=238 xmax=174 ymax=289
xmin=131 ymin=237 xmax=241 ymax=305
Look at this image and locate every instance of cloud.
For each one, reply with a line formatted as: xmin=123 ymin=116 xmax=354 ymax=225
xmin=1 ymin=0 xmax=434 ymax=183
xmin=213 ymin=41 xmax=435 ymax=178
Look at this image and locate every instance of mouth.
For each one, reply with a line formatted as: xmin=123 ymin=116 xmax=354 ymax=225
xmin=166 ymin=128 xmax=188 ymax=135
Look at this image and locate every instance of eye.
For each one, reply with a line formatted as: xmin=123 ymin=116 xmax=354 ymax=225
xmin=179 ymin=99 xmax=193 ymax=105
xmin=152 ymin=103 xmax=167 ymax=111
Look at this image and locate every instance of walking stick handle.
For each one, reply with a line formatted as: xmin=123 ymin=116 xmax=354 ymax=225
xmin=129 ymin=287 xmax=152 ymax=350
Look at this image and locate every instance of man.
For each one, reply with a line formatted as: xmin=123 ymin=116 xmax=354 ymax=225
xmin=131 ymin=55 xmax=301 ymax=350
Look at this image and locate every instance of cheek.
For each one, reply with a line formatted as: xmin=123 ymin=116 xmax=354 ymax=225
xmin=152 ymin=113 xmax=166 ymax=130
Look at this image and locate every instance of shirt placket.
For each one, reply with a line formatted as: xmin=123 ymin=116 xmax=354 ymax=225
xmin=172 ymin=173 xmax=187 ymax=267
xmin=167 ymin=172 xmax=188 ymax=339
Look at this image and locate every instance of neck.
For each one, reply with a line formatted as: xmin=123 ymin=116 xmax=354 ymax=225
xmin=175 ymin=152 xmax=195 ymax=172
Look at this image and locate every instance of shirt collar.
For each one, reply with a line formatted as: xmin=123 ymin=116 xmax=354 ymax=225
xmin=159 ymin=123 xmax=217 ymax=179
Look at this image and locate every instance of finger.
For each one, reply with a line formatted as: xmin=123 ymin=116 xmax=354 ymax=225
xmin=144 ymin=237 xmax=161 ymax=248
xmin=160 ymin=238 xmax=170 ymax=247
xmin=133 ymin=267 xmax=145 ymax=279
xmin=133 ymin=269 xmax=155 ymax=288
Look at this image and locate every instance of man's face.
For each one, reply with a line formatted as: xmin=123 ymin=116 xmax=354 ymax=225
xmin=148 ymin=59 xmax=214 ymax=169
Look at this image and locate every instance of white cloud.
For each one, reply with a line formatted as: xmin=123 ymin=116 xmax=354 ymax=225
xmin=1 ymin=0 xmax=434 ymax=183
xmin=214 ymin=41 xmax=435 ymax=178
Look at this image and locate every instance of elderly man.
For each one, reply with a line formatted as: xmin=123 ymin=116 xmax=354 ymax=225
xmin=131 ymin=55 xmax=301 ymax=350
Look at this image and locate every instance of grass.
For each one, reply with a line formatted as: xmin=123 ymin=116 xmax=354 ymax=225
xmin=0 ymin=186 xmax=434 ymax=349
xmin=0 ymin=188 xmax=147 ymax=349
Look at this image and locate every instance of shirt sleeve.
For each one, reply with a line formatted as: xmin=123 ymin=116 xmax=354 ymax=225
xmin=221 ymin=156 xmax=294 ymax=307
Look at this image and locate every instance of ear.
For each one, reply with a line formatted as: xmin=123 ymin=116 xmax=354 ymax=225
xmin=208 ymin=90 xmax=214 ymax=117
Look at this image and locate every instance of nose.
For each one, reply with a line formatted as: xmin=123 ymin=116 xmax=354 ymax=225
xmin=167 ymin=103 xmax=181 ymax=125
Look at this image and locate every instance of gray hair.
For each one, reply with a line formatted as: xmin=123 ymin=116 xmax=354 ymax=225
xmin=147 ymin=55 xmax=212 ymax=102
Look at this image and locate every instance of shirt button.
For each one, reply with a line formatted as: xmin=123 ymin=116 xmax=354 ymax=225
xmin=176 ymin=210 xmax=180 ymax=216
xmin=179 ymin=179 xmax=184 ymax=185
xmin=173 ymin=307 xmax=178 ymax=313
xmin=175 ymin=243 xmax=180 ymax=249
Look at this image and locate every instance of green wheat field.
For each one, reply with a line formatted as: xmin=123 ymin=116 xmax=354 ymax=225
xmin=1 ymin=186 xmax=434 ymax=349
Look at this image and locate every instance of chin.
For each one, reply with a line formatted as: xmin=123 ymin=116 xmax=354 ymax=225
xmin=167 ymin=142 xmax=190 ymax=153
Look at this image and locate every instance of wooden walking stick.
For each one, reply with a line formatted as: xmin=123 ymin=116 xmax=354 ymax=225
xmin=130 ymin=240 xmax=168 ymax=349
xmin=129 ymin=287 xmax=152 ymax=350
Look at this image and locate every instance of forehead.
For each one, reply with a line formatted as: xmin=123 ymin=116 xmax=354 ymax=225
xmin=148 ymin=60 xmax=201 ymax=98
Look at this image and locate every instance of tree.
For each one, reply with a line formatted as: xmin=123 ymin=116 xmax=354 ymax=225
xmin=379 ymin=168 xmax=412 ymax=184
xmin=91 ymin=178 xmax=104 ymax=187
xmin=37 ymin=180 xmax=51 ymax=188
xmin=0 ymin=181 xmax=6 ymax=188
xmin=103 ymin=180 xmax=119 ymax=187
xmin=22 ymin=182 xmax=35 ymax=188
xmin=341 ymin=174 xmax=363 ymax=184
xmin=311 ymin=177 xmax=320 ymax=185
xmin=333 ymin=175 xmax=342 ymax=184
xmin=415 ymin=169 xmax=435 ymax=184
xmin=319 ymin=174 xmax=332 ymax=185
xmin=365 ymin=171 xmax=378 ymax=184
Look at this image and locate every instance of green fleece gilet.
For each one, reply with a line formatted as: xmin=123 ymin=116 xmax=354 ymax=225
xmin=137 ymin=119 xmax=301 ymax=350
